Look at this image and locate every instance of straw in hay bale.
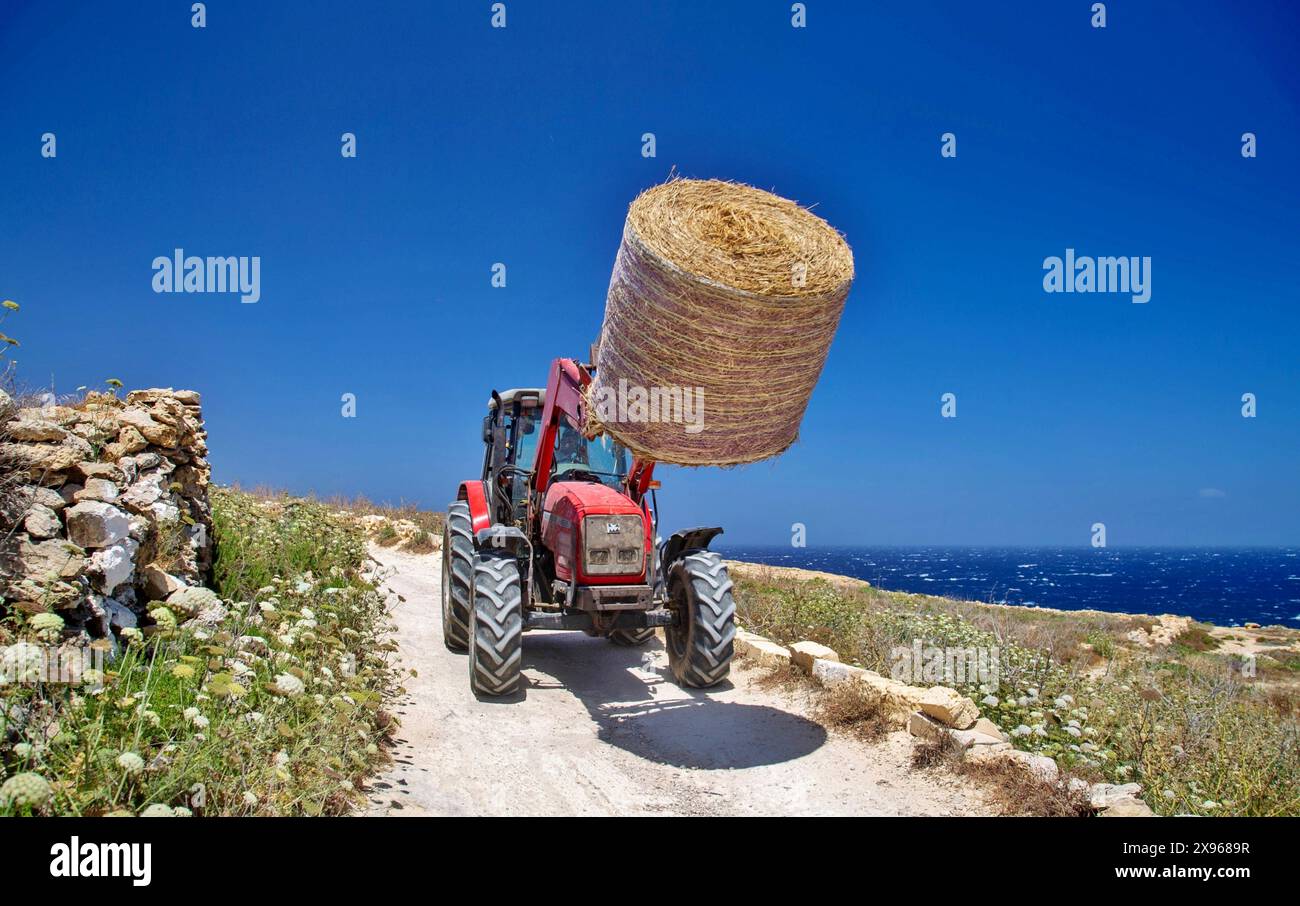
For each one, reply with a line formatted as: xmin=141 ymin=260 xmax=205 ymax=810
xmin=589 ymin=178 xmax=854 ymax=465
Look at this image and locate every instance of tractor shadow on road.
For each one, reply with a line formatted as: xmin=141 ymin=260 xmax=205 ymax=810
xmin=521 ymin=632 xmax=827 ymax=770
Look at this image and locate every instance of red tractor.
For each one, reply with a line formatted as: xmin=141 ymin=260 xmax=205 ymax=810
xmin=442 ymin=356 xmax=735 ymax=697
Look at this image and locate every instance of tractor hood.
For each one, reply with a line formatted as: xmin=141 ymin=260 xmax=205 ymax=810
xmin=541 ymin=480 xmax=649 ymax=584
xmin=544 ymin=480 xmax=640 ymax=514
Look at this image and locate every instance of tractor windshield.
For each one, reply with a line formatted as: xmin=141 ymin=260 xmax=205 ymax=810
xmin=552 ymin=422 xmax=628 ymax=488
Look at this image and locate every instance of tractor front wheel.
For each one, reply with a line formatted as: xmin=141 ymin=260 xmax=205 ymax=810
xmin=664 ymin=551 xmax=735 ymax=688
xmin=441 ymin=501 xmax=473 ymax=652
xmin=469 ymin=549 xmax=524 ymax=697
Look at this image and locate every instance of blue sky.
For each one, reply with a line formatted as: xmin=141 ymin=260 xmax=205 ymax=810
xmin=2 ymin=1 xmax=1297 ymax=546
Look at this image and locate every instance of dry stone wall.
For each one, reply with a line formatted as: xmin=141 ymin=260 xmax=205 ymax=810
xmin=0 ymin=389 xmax=215 ymax=646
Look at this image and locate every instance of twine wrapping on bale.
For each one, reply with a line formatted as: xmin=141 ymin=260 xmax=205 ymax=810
xmin=589 ymin=178 xmax=854 ymax=465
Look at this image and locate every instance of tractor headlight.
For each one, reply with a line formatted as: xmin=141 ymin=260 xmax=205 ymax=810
xmin=582 ymin=515 xmax=645 ymax=576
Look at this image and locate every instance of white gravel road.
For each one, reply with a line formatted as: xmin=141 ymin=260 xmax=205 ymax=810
xmin=362 ymin=544 xmax=990 ymax=816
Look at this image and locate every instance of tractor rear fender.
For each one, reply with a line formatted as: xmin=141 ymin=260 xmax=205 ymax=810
xmin=457 ymin=480 xmax=493 ymax=535
xmin=659 ymin=526 xmax=724 ymax=571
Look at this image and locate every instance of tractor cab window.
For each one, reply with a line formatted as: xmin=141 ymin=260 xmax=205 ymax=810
xmin=552 ymin=422 xmax=628 ymax=489
xmin=512 ymin=409 xmax=540 ymax=468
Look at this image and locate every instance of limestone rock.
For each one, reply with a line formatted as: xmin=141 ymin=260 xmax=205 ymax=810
xmin=21 ymin=485 xmax=66 ymax=512
xmin=790 ymin=640 xmax=839 ymax=671
xmin=88 ymin=539 xmax=139 ymax=593
xmin=916 ymin=686 xmax=980 ymax=729
xmin=104 ymin=425 xmax=148 ymax=461
xmin=811 ymin=658 xmax=867 ymax=687
xmin=23 ymin=504 xmax=62 ymax=539
xmin=66 ymin=501 xmax=131 ymax=549
xmin=950 ymin=726 xmax=1008 ymax=748
xmin=850 ymin=669 xmax=927 ymax=720
xmin=117 ymin=409 xmax=180 ymax=447
xmin=141 ymin=564 xmax=184 ymax=601
xmin=74 ymin=478 xmax=120 ymax=503
xmin=1009 ymin=750 xmax=1060 ymax=783
xmin=105 ymin=597 xmax=138 ymax=631
xmin=119 ymin=472 xmax=165 ymax=513
xmin=1089 ymin=782 xmax=1143 ymax=810
xmin=3 ymin=435 xmax=93 ymax=477
xmin=734 ymin=629 xmax=793 ymax=668
xmin=971 ymin=717 xmax=1010 ymax=742
xmin=8 ymin=415 xmax=67 ymax=442
xmin=907 ymin=710 xmax=947 ymax=742
xmin=72 ymin=461 xmax=125 ymax=484
xmin=1098 ymin=797 xmax=1156 ymax=817
xmin=11 ymin=537 xmax=86 ymax=581
xmin=4 ymin=579 xmax=82 ymax=611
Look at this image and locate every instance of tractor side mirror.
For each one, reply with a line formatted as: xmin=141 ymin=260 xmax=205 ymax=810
xmin=482 ymin=415 xmax=493 ymax=444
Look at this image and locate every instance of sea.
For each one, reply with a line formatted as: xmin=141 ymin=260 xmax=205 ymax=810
xmin=715 ymin=546 xmax=1300 ymax=628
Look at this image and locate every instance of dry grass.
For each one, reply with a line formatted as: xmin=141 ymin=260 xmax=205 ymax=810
xmin=375 ymin=522 xmax=401 ymax=547
xmin=908 ymin=736 xmax=1093 ymax=817
xmin=1174 ymin=625 xmax=1221 ymax=653
xmin=813 ymin=681 xmax=891 ymax=743
xmin=228 ymin=484 xmax=445 ymax=544
xmin=748 ymin=661 xmax=818 ymax=695
xmin=747 ymin=662 xmax=890 ymax=744
xmin=404 ymin=530 xmax=436 ymax=554
xmin=910 ymin=735 xmax=966 ymax=772
xmin=956 ymin=759 xmax=1094 ymax=817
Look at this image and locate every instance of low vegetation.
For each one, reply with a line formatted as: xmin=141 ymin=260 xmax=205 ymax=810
xmin=812 ymin=680 xmax=891 ymax=743
xmin=0 ymin=488 xmax=399 ymax=816
xmin=732 ymin=566 xmax=1300 ymax=817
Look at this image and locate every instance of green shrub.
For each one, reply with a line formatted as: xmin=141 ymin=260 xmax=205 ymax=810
xmin=0 ymin=488 xmax=397 ymax=816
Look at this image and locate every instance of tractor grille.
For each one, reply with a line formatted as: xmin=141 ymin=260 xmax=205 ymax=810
xmin=582 ymin=514 xmax=645 ymax=576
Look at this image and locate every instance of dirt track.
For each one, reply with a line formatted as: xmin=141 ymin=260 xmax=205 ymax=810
xmin=362 ymin=544 xmax=990 ymax=816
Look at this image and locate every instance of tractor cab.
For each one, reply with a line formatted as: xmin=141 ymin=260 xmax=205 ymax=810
xmin=484 ymin=389 xmax=633 ymax=523
xmin=483 ymin=388 xmax=544 ymax=523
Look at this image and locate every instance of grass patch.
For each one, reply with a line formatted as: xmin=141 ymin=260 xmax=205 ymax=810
xmin=0 ymin=488 xmax=398 ymax=816
xmin=812 ymin=681 xmax=890 ymax=743
xmin=910 ymin=735 xmax=965 ymax=772
xmin=404 ymin=530 xmax=436 ymax=554
xmin=957 ymin=759 xmax=1094 ymax=817
xmin=1173 ymin=625 xmax=1221 ymax=653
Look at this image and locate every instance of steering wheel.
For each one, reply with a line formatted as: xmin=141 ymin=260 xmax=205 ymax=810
xmin=553 ymin=463 xmax=604 ymax=483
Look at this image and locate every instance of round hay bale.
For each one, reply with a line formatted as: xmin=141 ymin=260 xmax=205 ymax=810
xmin=590 ymin=178 xmax=854 ymax=465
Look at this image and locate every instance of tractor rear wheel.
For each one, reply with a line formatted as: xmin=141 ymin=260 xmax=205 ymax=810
xmin=469 ymin=549 xmax=524 ymax=697
xmin=608 ymin=627 xmax=655 ymax=646
xmin=440 ymin=501 xmax=473 ymax=652
xmin=664 ymin=551 xmax=735 ymax=688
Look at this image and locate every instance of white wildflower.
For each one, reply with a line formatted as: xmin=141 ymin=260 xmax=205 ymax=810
xmin=274 ymin=673 xmax=305 ymax=697
xmin=117 ymin=752 xmax=145 ymax=775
